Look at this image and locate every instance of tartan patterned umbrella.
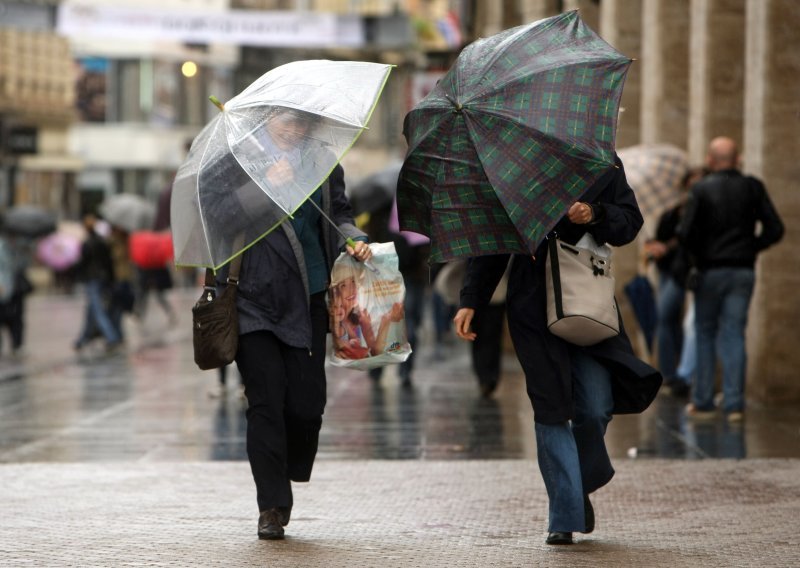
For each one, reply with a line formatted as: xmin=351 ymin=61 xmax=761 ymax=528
xmin=397 ymin=11 xmax=632 ymax=263
xmin=617 ymin=143 xmax=689 ymax=219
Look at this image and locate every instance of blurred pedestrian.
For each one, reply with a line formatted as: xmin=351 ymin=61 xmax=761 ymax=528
xmin=208 ymin=364 xmax=245 ymax=399
xmin=644 ymin=166 xmax=707 ymax=397
xmin=135 ymin=176 xmax=177 ymax=326
xmin=454 ymin=156 xmax=661 ymax=545
xmin=433 ymin=258 xmax=509 ymax=398
xmin=677 ymin=136 xmax=784 ymax=422
xmin=363 ymin=201 xmax=428 ymax=388
xmin=74 ymin=214 xmax=120 ymax=351
xmin=107 ymin=225 xmax=135 ymax=344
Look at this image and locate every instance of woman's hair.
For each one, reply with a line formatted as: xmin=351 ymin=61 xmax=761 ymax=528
xmin=266 ymin=106 xmax=321 ymax=129
xmin=330 ymin=260 xmax=358 ymax=287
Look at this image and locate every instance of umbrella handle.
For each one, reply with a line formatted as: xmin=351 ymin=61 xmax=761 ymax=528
xmin=346 ymin=238 xmax=379 ymax=273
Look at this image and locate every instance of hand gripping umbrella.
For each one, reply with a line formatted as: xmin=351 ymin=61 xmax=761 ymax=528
xmin=397 ymin=11 xmax=632 ymax=262
xmin=170 ymin=59 xmax=393 ymax=270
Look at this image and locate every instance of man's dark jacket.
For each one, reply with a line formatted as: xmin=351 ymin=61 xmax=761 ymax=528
xmin=676 ymin=169 xmax=783 ymax=269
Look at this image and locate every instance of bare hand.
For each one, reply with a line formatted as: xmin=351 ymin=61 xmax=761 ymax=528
xmin=453 ymin=308 xmax=476 ymax=341
xmin=346 ymin=240 xmax=373 ymax=263
xmin=265 ymin=157 xmax=295 ymax=186
xmin=643 ymin=240 xmax=668 ymax=260
xmin=567 ymin=202 xmax=594 ymax=225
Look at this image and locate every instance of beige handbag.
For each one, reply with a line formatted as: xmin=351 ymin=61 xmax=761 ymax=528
xmin=545 ymin=234 xmax=619 ymax=346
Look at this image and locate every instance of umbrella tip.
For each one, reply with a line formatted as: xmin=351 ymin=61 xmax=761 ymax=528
xmin=209 ymin=96 xmax=225 ymax=112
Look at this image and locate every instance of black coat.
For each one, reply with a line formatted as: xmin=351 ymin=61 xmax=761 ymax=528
xmin=460 ymin=157 xmax=662 ymax=424
xmin=216 ymin=164 xmax=366 ymax=350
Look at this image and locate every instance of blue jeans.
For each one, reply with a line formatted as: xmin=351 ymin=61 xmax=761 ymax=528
xmin=676 ymin=298 xmax=696 ymax=382
xmin=656 ymin=272 xmax=686 ymax=380
xmin=77 ymin=280 xmax=121 ymax=346
xmin=535 ymin=346 xmax=615 ymax=532
xmin=693 ymin=268 xmax=755 ymax=412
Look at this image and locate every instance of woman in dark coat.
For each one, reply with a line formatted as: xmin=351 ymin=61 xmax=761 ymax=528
xmin=215 ymin=109 xmax=372 ymax=541
xmin=454 ymin=156 xmax=661 ymax=545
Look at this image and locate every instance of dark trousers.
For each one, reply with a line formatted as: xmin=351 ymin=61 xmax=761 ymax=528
xmin=235 ymin=293 xmax=328 ymax=512
xmin=471 ymin=303 xmax=506 ymax=387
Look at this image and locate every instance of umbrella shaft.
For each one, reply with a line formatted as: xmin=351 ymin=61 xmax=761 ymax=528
xmin=305 ymin=198 xmax=378 ymax=273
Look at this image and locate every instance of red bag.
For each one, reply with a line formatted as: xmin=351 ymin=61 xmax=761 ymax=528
xmin=129 ymin=231 xmax=173 ymax=269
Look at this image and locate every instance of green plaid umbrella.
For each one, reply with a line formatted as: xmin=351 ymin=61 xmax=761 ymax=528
xmin=397 ymin=11 xmax=632 ymax=263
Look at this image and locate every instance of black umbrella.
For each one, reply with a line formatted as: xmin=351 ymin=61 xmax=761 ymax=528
xmin=347 ymin=161 xmax=403 ymax=215
xmin=2 ymin=205 xmax=57 ymax=238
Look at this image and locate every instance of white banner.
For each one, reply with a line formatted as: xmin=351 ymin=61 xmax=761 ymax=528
xmin=57 ymin=2 xmax=364 ymax=48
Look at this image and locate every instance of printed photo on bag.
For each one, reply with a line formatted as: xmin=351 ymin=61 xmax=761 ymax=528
xmin=327 ymin=242 xmax=411 ymax=370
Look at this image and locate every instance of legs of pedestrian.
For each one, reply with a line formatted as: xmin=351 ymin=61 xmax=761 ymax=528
xmin=535 ymin=347 xmax=614 ymax=544
xmin=717 ymin=269 xmax=754 ymax=420
xmin=235 ymin=294 xmax=327 ymax=540
xmin=656 ymin=274 xmax=687 ymax=395
xmin=470 ymin=303 xmax=505 ymax=398
xmin=75 ymin=280 xmax=121 ymax=350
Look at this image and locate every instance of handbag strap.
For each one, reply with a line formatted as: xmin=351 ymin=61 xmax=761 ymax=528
xmin=203 ymin=235 xmax=245 ymax=291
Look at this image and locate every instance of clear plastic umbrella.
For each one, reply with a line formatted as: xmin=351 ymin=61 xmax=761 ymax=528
xmin=171 ymin=59 xmax=393 ymax=270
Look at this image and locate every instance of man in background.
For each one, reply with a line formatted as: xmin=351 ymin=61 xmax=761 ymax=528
xmin=677 ymin=136 xmax=784 ymax=423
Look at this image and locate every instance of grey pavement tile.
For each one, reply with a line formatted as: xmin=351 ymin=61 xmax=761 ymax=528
xmin=1 ymin=459 xmax=799 ymax=567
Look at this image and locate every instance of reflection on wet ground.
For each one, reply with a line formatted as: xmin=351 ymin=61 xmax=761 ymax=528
xmin=0 ymin=292 xmax=798 ymax=463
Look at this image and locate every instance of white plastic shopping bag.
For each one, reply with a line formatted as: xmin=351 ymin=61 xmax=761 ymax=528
xmin=327 ymin=241 xmax=412 ymax=370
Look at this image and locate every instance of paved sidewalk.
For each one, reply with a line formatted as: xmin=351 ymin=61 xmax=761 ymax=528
xmin=2 ymin=459 xmax=799 ymax=567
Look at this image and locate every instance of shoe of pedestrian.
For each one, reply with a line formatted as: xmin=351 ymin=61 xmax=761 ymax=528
xmin=277 ymin=505 xmax=292 ymax=527
xmin=546 ymin=531 xmax=573 ymax=545
xmin=668 ymin=379 xmax=690 ymax=399
xmin=726 ymin=411 xmax=745 ymax=423
xmin=685 ymin=403 xmax=716 ymax=420
xmin=207 ymin=384 xmax=227 ymax=399
xmin=479 ymin=381 xmax=497 ymax=399
xmin=258 ymin=509 xmax=285 ymax=540
xmin=582 ymin=494 xmax=594 ymax=534
xmin=105 ymin=341 xmax=124 ymax=355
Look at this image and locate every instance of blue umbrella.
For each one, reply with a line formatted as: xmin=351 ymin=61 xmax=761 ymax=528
xmin=624 ymin=275 xmax=657 ymax=352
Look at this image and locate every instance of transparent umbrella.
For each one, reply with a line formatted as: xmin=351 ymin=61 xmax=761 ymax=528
xmin=170 ymin=59 xmax=393 ymax=270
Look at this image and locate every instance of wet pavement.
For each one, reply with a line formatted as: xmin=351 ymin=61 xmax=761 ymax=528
xmin=1 ymin=290 xmax=799 ymax=566
xmin=1 ymin=289 xmax=799 ymax=463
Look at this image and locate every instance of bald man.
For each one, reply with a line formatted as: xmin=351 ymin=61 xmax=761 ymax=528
xmin=676 ymin=136 xmax=784 ymax=423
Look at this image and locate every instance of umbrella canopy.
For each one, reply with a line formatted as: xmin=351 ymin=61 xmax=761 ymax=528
xmin=36 ymin=231 xmax=83 ymax=271
xmin=346 ymin=160 xmax=403 ymax=215
xmin=2 ymin=205 xmax=57 ymax=238
xmin=397 ymin=11 xmax=632 ymax=263
xmin=617 ymin=143 xmax=688 ymax=219
xmin=170 ymin=59 xmax=393 ymax=270
xmin=99 ymin=194 xmax=156 ymax=233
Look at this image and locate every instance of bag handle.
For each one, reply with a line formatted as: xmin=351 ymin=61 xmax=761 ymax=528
xmin=203 ymin=235 xmax=245 ymax=292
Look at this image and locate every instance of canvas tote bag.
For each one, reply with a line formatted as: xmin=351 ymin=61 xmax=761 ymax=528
xmin=545 ymin=233 xmax=619 ymax=346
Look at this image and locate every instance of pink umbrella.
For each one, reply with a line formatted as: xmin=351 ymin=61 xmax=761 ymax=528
xmin=36 ymin=232 xmax=82 ymax=271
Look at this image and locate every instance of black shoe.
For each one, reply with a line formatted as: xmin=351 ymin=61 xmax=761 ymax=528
xmin=258 ymin=509 xmax=285 ymax=540
xmin=277 ymin=505 xmax=292 ymax=527
xmin=583 ymin=494 xmax=594 ymax=534
xmin=479 ymin=381 xmax=497 ymax=399
xmin=546 ymin=531 xmax=573 ymax=545
xmin=668 ymin=378 xmax=690 ymax=398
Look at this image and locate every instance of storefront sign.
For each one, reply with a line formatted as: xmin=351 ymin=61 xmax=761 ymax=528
xmin=6 ymin=127 xmax=38 ymax=155
xmin=57 ymin=2 xmax=364 ymax=48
